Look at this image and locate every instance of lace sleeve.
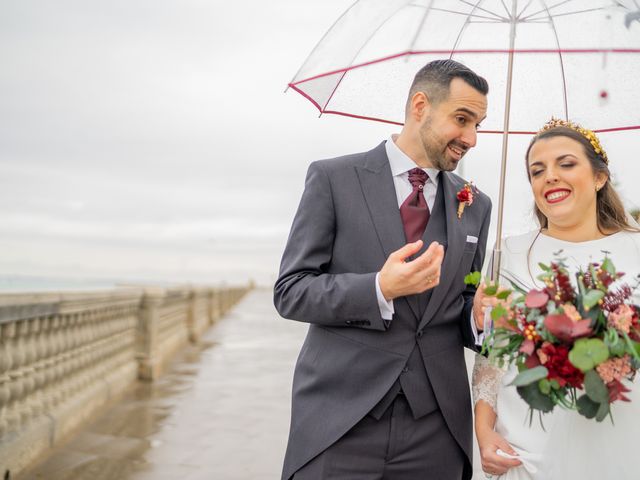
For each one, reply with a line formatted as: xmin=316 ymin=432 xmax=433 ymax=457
xmin=471 ymin=353 xmax=504 ymax=414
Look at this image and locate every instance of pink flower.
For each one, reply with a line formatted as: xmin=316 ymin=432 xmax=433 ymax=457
xmin=562 ymin=303 xmax=582 ymax=322
xmin=596 ymin=355 xmax=632 ymax=384
xmin=608 ymin=304 xmax=634 ymax=334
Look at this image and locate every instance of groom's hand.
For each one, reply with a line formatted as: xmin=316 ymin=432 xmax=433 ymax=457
xmin=379 ymin=240 xmax=444 ymax=301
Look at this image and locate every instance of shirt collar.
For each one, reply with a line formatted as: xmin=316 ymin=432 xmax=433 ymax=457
xmin=385 ymin=135 xmax=440 ymax=183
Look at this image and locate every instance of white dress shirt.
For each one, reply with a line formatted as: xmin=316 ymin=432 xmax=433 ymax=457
xmin=374 ymin=136 xmax=481 ymax=342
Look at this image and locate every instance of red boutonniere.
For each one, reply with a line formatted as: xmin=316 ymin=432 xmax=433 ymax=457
xmin=456 ymin=183 xmax=475 ymax=218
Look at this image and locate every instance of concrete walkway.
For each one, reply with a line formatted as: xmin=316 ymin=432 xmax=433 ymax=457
xmin=19 ymin=288 xmax=484 ymax=479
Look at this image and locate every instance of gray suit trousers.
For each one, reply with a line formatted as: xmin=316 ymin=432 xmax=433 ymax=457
xmin=293 ymin=395 xmax=465 ymax=480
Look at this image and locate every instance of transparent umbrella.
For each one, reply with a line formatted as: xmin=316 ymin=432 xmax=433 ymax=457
xmin=288 ymin=0 xmax=640 ymax=276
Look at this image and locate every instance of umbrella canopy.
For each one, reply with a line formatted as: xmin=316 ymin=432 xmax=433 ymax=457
xmin=288 ymin=0 xmax=640 ymax=276
xmin=289 ymin=0 xmax=640 ymax=133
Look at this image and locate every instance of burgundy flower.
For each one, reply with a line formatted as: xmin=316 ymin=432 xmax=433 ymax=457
xmin=539 ymin=343 xmax=584 ymax=388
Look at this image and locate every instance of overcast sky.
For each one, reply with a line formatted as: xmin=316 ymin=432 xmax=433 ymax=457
xmin=1 ymin=0 xmax=639 ymax=289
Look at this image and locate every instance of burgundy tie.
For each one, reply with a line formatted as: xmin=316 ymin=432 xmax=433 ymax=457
xmin=400 ymin=168 xmax=430 ymax=243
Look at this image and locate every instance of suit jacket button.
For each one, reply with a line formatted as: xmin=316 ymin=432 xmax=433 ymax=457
xmin=345 ymin=320 xmax=352 ymax=325
xmin=402 ymin=366 xmax=409 ymax=373
xmin=416 ymin=330 xmax=423 ymax=338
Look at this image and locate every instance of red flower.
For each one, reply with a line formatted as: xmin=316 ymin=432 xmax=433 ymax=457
xmin=608 ymin=379 xmax=632 ymax=403
xmin=457 ymin=187 xmax=472 ymax=202
xmin=539 ymin=343 xmax=584 ymax=388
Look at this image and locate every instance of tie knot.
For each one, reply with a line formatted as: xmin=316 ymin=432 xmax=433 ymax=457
xmin=408 ymin=168 xmax=428 ymax=190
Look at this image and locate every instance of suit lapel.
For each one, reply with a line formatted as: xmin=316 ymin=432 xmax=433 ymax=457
xmin=418 ymin=173 xmax=467 ymax=330
xmin=355 ymin=142 xmax=420 ymax=320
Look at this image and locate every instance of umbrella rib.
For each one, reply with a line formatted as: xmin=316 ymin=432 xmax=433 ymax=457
xmin=525 ymin=7 xmax=607 ymax=21
xmin=521 ymin=0 xmax=584 ymax=21
xmin=407 ymin=0 xmax=435 ymax=54
xmin=499 ymin=0 xmax=512 ymax=18
xmin=516 ymin=0 xmax=535 ymax=19
xmin=542 ymin=0 xmax=569 ymax=120
xmin=430 ymin=7 xmax=505 ymax=21
xmin=449 ymin=0 xmax=488 ymax=57
xmin=456 ymin=0 xmax=508 ymax=20
xmin=286 ymin=0 xmax=361 ymax=89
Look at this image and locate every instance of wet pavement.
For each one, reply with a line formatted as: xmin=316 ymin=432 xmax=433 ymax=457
xmin=19 ymin=288 xmax=307 ymax=480
xmin=19 ymin=288 xmax=484 ymax=480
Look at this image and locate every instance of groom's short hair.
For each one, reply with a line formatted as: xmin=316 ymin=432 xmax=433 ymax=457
xmin=406 ymin=60 xmax=488 ymax=115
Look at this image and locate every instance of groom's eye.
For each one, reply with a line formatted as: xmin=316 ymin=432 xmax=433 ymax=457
xmin=456 ymin=116 xmax=466 ymax=125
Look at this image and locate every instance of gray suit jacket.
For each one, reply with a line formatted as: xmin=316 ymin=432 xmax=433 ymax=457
xmin=274 ymin=141 xmax=491 ymax=480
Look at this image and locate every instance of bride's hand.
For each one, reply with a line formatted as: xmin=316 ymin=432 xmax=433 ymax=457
xmin=472 ymin=282 xmax=494 ymax=331
xmin=472 ymin=283 xmax=512 ymax=331
xmin=477 ymin=428 xmax=522 ymax=476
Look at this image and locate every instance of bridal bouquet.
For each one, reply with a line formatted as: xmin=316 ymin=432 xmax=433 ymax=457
xmin=467 ymin=256 xmax=640 ymax=422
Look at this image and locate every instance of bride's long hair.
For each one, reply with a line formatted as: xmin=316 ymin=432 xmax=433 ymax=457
xmin=524 ymin=127 xmax=637 ymax=234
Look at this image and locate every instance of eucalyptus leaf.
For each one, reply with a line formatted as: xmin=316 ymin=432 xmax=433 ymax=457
xmin=610 ymin=341 xmax=626 ymax=357
xmin=584 ymin=370 xmax=609 ymax=404
xmin=601 ymin=257 xmax=615 ymax=275
xmin=510 ymin=366 xmax=549 ymax=387
xmin=576 ymin=394 xmax=599 ymax=419
xmin=517 ymin=383 xmax=555 ymax=413
xmin=538 ymin=378 xmax=551 ymax=395
xmin=569 ymin=338 xmax=609 ymax=372
xmin=595 ymin=400 xmax=610 ymax=422
xmin=538 ymin=262 xmax=551 ymax=272
xmin=583 ymin=290 xmax=605 ymax=310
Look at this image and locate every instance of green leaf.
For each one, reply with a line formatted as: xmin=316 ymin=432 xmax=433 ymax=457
xmin=509 ymin=366 xmax=549 ymax=387
xmin=538 ymin=262 xmax=551 ymax=272
xmin=569 ymin=338 xmax=610 ymax=372
xmin=491 ymin=304 xmax=508 ymax=322
xmin=610 ymin=341 xmax=626 ymax=357
xmin=621 ymin=332 xmax=640 ymax=361
xmin=584 ymin=370 xmax=609 ymax=404
xmin=484 ymin=285 xmax=498 ymax=296
xmin=517 ymin=383 xmax=555 ymax=413
xmin=496 ymin=289 xmax=512 ymax=300
xmin=601 ymin=256 xmax=615 ymax=275
xmin=596 ymin=400 xmax=610 ymax=422
xmin=539 ymin=378 xmax=551 ymax=395
xmin=582 ymin=289 xmax=605 ymax=310
xmin=576 ymin=394 xmax=599 ymax=419
xmin=464 ymin=271 xmax=481 ymax=287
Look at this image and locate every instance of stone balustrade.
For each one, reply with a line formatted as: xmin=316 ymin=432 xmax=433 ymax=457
xmin=0 ymin=284 xmax=251 ymax=477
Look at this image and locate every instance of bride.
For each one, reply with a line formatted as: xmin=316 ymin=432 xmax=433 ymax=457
xmin=472 ymin=119 xmax=640 ymax=479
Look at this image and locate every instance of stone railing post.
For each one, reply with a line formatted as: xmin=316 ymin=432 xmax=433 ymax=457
xmin=137 ymin=288 xmax=165 ymax=381
xmin=209 ymin=289 xmax=221 ymax=325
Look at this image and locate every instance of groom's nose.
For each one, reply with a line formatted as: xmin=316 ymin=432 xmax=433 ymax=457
xmin=460 ymin=127 xmax=477 ymax=148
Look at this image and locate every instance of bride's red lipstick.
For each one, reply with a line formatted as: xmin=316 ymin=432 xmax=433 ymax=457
xmin=544 ymin=188 xmax=571 ymax=204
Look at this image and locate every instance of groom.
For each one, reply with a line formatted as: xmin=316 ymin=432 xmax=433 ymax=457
xmin=275 ymin=60 xmax=491 ymax=480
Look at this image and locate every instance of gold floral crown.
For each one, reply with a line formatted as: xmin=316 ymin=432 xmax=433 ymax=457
xmin=537 ymin=118 xmax=608 ymax=165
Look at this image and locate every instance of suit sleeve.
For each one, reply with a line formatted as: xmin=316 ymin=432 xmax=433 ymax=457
xmin=273 ymin=161 xmax=387 ymax=331
xmin=460 ymin=197 xmax=492 ymax=350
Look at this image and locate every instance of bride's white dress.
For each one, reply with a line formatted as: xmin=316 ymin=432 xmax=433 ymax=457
xmin=472 ymin=230 xmax=640 ymax=480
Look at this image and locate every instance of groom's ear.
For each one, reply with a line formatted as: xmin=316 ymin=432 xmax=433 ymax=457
xmin=408 ymin=91 xmax=431 ymax=122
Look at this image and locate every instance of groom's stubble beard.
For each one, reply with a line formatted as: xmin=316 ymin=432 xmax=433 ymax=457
xmin=419 ymin=115 xmax=465 ymax=172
